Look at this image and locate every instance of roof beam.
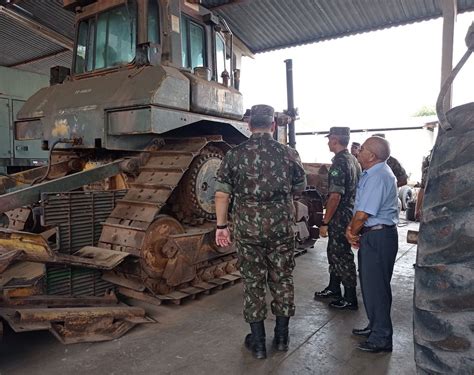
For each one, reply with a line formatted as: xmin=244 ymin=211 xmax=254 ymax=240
xmin=0 ymin=5 xmax=73 ymax=50
xmin=208 ymin=0 xmax=253 ymax=11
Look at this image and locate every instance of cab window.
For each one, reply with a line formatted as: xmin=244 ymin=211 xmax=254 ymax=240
xmin=148 ymin=0 xmax=160 ymax=44
xmin=181 ymin=16 xmax=206 ymax=70
xmin=74 ymin=3 xmax=137 ymax=74
xmin=215 ymin=34 xmax=226 ymax=83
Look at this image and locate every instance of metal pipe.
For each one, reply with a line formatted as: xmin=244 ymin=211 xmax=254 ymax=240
xmin=285 ymin=59 xmax=296 ymax=149
xmin=296 ymin=125 xmax=427 ymax=136
xmin=440 ymin=0 xmax=457 ymax=112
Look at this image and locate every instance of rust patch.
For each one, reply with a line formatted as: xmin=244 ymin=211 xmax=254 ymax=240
xmin=52 ymin=119 xmax=70 ymax=137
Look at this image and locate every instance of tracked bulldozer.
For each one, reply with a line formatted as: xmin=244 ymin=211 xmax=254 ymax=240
xmin=0 ymin=0 xmax=323 ymax=318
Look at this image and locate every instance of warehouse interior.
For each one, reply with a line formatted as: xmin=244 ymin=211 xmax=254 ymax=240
xmin=0 ymin=1 xmax=472 ymax=374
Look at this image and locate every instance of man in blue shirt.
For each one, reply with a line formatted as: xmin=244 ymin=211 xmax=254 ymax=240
xmin=345 ymin=136 xmax=399 ymax=353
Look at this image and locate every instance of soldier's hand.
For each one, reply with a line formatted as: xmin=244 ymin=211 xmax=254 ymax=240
xmin=216 ymin=228 xmax=232 ymax=247
xmin=319 ymin=225 xmax=328 ymax=238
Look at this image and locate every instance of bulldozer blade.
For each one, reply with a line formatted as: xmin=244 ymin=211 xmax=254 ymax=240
xmin=0 ymin=249 xmax=23 ymax=273
xmin=0 ymin=230 xmax=130 ymax=270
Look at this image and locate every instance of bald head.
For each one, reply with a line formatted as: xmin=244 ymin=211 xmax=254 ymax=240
xmin=365 ymin=136 xmax=391 ymax=161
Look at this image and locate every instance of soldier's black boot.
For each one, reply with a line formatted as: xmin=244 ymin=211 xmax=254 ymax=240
xmin=273 ymin=316 xmax=290 ymax=351
xmin=314 ymin=274 xmax=342 ymax=299
xmin=329 ymin=287 xmax=358 ymax=310
xmin=244 ymin=321 xmax=267 ymax=359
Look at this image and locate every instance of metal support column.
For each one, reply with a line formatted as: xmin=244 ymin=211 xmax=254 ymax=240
xmin=284 ymin=59 xmax=296 ymax=149
xmin=440 ymin=0 xmax=457 ymax=112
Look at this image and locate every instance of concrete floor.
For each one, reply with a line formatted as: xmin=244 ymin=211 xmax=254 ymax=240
xmin=0 ymin=219 xmax=419 ymax=375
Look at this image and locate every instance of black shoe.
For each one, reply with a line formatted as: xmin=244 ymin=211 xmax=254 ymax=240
xmin=357 ymin=341 xmax=392 ymax=353
xmin=329 ymin=297 xmax=358 ymax=310
xmin=273 ymin=316 xmax=290 ymax=351
xmin=244 ymin=321 xmax=267 ymax=359
xmin=314 ymin=288 xmax=342 ymax=299
xmin=352 ymin=327 xmax=371 ymax=337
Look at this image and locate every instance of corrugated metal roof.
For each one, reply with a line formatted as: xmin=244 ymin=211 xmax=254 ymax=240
xmin=15 ymin=0 xmax=75 ymax=39
xmin=1 ymin=0 xmax=474 ymax=75
xmin=204 ymin=0 xmax=474 ymax=53
xmin=0 ymin=12 xmax=67 ymax=67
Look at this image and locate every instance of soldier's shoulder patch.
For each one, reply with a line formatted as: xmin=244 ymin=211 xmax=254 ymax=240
xmin=330 ymin=169 xmax=340 ymax=177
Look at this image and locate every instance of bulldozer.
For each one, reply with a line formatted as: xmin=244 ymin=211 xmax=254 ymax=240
xmin=0 ymin=0 xmax=323 ymax=339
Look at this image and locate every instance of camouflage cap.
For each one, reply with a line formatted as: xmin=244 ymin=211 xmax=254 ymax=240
xmin=373 ymin=133 xmax=386 ymax=138
xmin=326 ymin=127 xmax=350 ymax=137
xmin=250 ymin=104 xmax=274 ymax=122
xmin=351 ymin=142 xmax=361 ymax=147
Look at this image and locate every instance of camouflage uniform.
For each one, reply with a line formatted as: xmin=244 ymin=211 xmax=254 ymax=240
xmin=327 ymin=149 xmax=361 ymax=289
xmin=386 ymin=156 xmax=408 ymax=186
xmin=215 ymin=132 xmax=306 ymax=323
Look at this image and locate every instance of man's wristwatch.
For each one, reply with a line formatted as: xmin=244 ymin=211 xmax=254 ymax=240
xmin=216 ymin=224 xmax=228 ymax=229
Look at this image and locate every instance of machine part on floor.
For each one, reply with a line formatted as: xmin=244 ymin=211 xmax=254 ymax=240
xmin=406 ymin=200 xmax=416 ymax=221
xmin=294 ymin=188 xmax=324 ymax=251
xmin=0 ymin=249 xmax=23 ymax=273
xmin=0 ymin=262 xmax=45 ymax=298
xmin=41 ymin=190 xmax=127 ymax=254
xmin=0 ymin=291 xmax=154 ymax=344
xmin=0 ymin=159 xmax=129 ymax=213
xmin=407 ymin=230 xmax=419 ymax=245
xmin=415 ymin=25 xmax=474 ymax=374
xmin=302 ymin=163 xmax=330 ymax=198
xmin=46 ymin=264 xmax=114 ymax=297
xmin=41 ymin=190 xmax=126 ymax=296
xmin=4 ymin=207 xmax=32 ymax=231
xmin=398 ymin=185 xmax=413 ymax=211
xmin=117 ymin=271 xmax=241 ymax=306
xmin=0 ymin=230 xmax=130 ymax=270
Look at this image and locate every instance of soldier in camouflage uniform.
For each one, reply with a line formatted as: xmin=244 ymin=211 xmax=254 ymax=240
xmin=373 ymin=134 xmax=408 ymax=187
xmin=214 ymin=104 xmax=306 ymax=359
xmin=351 ymin=142 xmax=361 ymax=157
xmin=314 ymin=127 xmax=361 ymax=310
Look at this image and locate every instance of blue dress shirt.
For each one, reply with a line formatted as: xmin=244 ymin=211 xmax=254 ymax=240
xmin=354 ymin=162 xmax=399 ymax=227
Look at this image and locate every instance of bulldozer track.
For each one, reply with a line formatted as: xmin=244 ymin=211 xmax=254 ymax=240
xmin=97 ymin=137 xmax=241 ymax=298
xmin=98 ymin=137 xmax=209 ymax=254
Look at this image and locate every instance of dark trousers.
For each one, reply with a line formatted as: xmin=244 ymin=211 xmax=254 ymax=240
xmin=327 ymin=211 xmax=357 ymax=289
xmin=358 ymin=226 xmax=398 ymax=346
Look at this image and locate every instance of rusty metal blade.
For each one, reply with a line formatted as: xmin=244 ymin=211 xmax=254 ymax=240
xmin=0 ymin=230 xmax=129 ymax=270
xmin=0 ymin=249 xmax=23 ymax=273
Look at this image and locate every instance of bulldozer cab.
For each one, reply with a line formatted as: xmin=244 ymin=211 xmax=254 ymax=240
xmin=66 ymin=0 xmax=238 ymax=88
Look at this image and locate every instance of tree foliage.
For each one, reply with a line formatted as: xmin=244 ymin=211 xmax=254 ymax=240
xmin=413 ymin=106 xmax=436 ymax=117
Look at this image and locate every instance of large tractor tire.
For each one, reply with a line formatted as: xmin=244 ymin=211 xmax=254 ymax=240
xmin=398 ymin=185 xmax=413 ymax=211
xmin=413 ymin=103 xmax=474 ymax=373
